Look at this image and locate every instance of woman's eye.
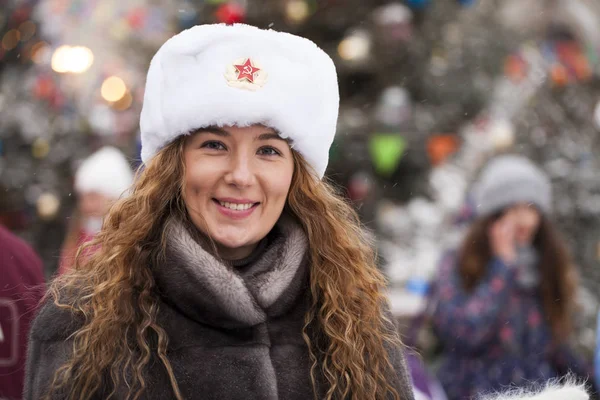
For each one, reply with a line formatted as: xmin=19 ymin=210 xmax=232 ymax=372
xmin=257 ymin=146 xmax=281 ymax=156
xmin=201 ymin=141 xmax=226 ymax=151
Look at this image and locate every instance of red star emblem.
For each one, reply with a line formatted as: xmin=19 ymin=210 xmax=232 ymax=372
xmin=233 ymin=58 xmax=260 ymax=83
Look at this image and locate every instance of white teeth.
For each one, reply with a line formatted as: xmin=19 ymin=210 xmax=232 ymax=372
xmin=218 ymin=201 xmax=254 ymax=211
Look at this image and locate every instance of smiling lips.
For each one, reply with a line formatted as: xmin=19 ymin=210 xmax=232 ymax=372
xmin=213 ymin=198 xmax=259 ymax=219
xmin=219 ymin=201 xmax=255 ymax=211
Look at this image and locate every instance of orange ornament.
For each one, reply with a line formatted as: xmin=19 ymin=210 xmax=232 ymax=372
xmin=550 ymin=64 xmax=569 ymax=87
xmin=504 ymin=55 xmax=527 ymax=82
xmin=427 ymin=134 xmax=460 ymax=166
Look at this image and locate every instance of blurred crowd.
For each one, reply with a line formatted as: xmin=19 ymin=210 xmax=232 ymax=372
xmin=3 ymin=147 xmax=600 ymax=399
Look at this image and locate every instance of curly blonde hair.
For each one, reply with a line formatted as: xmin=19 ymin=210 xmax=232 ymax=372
xmin=46 ymin=136 xmax=404 ymax=400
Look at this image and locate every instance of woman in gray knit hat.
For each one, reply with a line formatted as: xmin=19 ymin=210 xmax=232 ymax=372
xmin=429 ymin=154 xmax=594 ymax=400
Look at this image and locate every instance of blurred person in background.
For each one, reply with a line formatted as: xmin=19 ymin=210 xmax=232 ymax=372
xmin=58 ymin=146 xmax=134 ymax=274
xmin=23 ymin=24 xmax=416 ymax=400
xmin=0 ymin=225 xmax=45 ymax=400
xmin=430 ymin=154 xmax=594 ymax=399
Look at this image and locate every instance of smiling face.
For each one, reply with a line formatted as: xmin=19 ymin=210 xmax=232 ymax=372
xmin=182 ymin=125 xmax=294 ymax=260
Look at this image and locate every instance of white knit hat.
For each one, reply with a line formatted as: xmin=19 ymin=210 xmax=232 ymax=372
xmin=139 ymin=23 xmax=340 ymax=178
xmin=74 ymin=146 xmax=134 ymax=199
xmin=474 ymin=154 xmax=552 ymax=217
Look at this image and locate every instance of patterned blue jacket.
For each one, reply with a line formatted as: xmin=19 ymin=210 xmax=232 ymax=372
xmin=431 ymin=252 xmax=591 ymax=400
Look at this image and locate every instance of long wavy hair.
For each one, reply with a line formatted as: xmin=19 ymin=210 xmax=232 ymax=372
xmin=457 ymin=213 xmax=577 ymax=342
xmin=46 ymin=135 xmax=404 ymax=400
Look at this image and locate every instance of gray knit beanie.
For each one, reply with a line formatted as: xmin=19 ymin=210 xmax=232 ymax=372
xmin=474 ymin=155 xmax=552 ymax=217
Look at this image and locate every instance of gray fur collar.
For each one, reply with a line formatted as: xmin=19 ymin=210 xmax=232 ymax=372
xmin=153 ymin=215 xmax=309 ymax=328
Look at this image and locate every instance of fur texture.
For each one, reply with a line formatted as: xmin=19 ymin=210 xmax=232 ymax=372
xmin=480 ymin=379 xmax=589 ymax=400
xmin=139 ymin=23 xmax=340 ymax=178
xmin=25 ymin=216 xmax=415 ymax=399
xmin=156 ymin=214 xmax=309 ymax=328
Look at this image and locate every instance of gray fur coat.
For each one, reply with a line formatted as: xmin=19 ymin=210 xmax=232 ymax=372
xmin=24 ymin=216 xmax=416 ymax=399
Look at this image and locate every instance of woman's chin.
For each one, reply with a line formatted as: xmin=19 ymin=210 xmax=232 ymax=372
xmin=211 ymin=230 xmax=251 ymax=248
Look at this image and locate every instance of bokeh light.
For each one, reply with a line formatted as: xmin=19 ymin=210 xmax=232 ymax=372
xmin=101 ymin=76 xmax=127 ymax=102
xmin=2 ymin=29 xmax=21 ymax=51
xmin=31 ymin=137 xmax=50 ymax=159
xmin=31 ymin=41 xmax=50 ymax=64
xmin=68 ymin=46 xmax=94 ymax=73
xmin=36 ymin=192 xmax=60 ymax=221
xmin=338 ymin=30 xmax=371 ymax=61
xmin=111 ymin=90 xmax=133 ymax=111
xmin=286 ymin=0 xmax=310 ymax=24
xmin=51 ymin=45 xmax=73 ymax=73
xmin=18 ymin=21 xmax=36 ymax=42
xmin=51 ymin=45 xmax=94 ymax=73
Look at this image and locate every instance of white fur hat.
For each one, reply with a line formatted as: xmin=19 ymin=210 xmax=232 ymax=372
xmin=74 ymin=146 xmax=134 ymax=199
xmin=139 ymin=23 xmax=340 ymax=178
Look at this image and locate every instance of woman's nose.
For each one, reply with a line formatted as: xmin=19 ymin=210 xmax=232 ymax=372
xmin=223 ymin=154 xmax=256 ymax=187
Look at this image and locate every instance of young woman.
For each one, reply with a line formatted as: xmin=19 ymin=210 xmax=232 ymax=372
xmin=58 ymin=146 xmax=134 ymax=274
xmin=24 ymin=24 xmax=415 ymax=400
xmin=430 ymin=155 xmax=593 ymax=399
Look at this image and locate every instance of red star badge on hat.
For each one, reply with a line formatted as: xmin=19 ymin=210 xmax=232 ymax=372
xmin=234 ymin=58 xmax=261 ymax=83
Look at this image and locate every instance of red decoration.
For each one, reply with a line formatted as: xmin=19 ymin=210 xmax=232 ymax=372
xmin=215 ymin=3 xmax=246 ymax=25
xmin=10 ymin=7 xmax=32 ymax=26
xmin=33 ymin=76 xmax=55 ymax=99
xmin=551 ymin=40 xmax=592 ymax=83
xmin=31 ymin=75 xmax=65 ymax=110
xmin=504 ymin=54 xmax=528 ymax=82
xmin=234 ymin=58 xmax=260 ymax=83
xmin=126 ymin=7 xmax=147 ymax=29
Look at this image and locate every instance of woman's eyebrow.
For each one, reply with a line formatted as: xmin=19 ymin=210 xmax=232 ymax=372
xmin=257 ymin=132 xmax=286 ymax=141
xmin=193 ymin=127 xmax=291 ymax=143
xmin=193 ymin=126 xmax=230 ymax=137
